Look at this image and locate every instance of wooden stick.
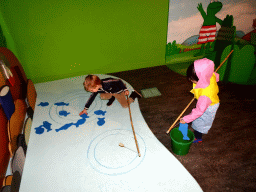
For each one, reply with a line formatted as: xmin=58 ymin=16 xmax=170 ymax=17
xmin=7 ymin=120 xmax=13 ymax=157
xmin=126 ymin=95 xmax=141 ymax=157
xmin=215 ymin=50 xmax=234 ymax=72
xmin=166 ymin=98 xmax=195 ymax=134
xmin=166 ymin=50 xmax=234 ymax=134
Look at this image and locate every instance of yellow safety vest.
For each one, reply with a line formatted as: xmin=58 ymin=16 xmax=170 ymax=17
xmin=191 ymin=73 xmax=220 ymax=106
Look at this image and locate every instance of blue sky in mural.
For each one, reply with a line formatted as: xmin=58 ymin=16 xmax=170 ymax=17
xmin=167 ymin=0 xmax=256 ymax=43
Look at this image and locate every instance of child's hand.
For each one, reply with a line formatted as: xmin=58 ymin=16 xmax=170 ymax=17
xmin=180 ymin=118 xmax=186 ymax=124
xmin=124 ymin=90 xmax=129 ymax=96
xmin=79 ymin=109 xmax=88 ymax=116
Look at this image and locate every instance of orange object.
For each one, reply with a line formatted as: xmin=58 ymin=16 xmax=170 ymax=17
xmin=9 ymin=99 xmax=27 ymax=154
xmin=3 ymin=175 xmax=13 ymax=186
xmin=27 ymin=79 xmax=37 ymax=111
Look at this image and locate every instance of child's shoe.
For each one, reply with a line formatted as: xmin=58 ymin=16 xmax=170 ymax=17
xmin=129 ymin=90 xmax=142 ymax=100
xmin=193 ymin=138 xmax=202 ymax=143
xmin=107 ymin=96 xmax=115 ymax=106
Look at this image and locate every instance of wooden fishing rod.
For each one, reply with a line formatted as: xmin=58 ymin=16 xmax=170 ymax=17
xmin=126 ymin=95 xmax=141 ymax=157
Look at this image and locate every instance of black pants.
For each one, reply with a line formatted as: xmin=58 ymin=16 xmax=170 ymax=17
xmin=194 ymin=130 xmax=202 ymax=139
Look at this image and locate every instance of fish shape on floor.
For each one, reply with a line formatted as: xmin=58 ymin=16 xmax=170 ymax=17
xmin=54 ymin=102 xmax=69 ymax=106
xmin=59 ymin=110 xmax=70 ymax=117
xmin=74 ymin=118 xmax=86 ymax=127
xmin=80 ymin=113 xmax=90 ymax=119
xmin=43 ymin=121 xmax=52 ymax=132
xmin=94 ymin=110 xmax=107 ymax=116
xmin=35 ymin=125 xmax=45 ymax=135
xmin=55 ymin=123 xmax=74 ymax=132
xmin=38 ymin=102 xmax=49 ymax=107
xmin=97 ymin=118 xmax=105 ymax=126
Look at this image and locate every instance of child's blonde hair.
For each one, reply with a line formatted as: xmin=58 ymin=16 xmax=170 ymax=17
xmin=83 ymin=75 xmax=101 ymax=91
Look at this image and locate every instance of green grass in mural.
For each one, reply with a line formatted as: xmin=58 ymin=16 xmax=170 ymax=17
xmin=166 ymin=49 xmax=204 ymax=76
xmin=166 ymin=49 xmax=204 ymax=64
xmin=177 ymin=44 xmax=202 ymax=49
xmin=166 ymin=49 xmax=217 ymax=76
xmin=166 ymin=62 xmax=191 ymax=76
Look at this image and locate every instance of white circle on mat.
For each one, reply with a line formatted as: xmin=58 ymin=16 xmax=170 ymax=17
xmin=87 ymin=129 xmax=146 ymax=175
xmin=49 ymin=90 xmax=107 ymax=124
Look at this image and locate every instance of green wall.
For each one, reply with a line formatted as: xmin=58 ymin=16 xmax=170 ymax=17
xmin=0 ymin=0 xmax=169 ymax=83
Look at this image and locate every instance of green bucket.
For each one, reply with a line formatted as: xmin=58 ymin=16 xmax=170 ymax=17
xmin=170 ymin=127 xmax=195 ymax=156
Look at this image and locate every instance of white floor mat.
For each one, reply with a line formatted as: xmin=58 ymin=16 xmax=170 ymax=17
xmin=19 ymin=74 xmax=202 ymax=192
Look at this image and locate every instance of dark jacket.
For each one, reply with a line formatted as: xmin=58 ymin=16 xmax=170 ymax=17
xmin=84 ymin=78 xmax=127 ymax=109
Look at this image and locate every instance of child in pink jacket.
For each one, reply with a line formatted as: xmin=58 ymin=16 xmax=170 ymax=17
xmin=180 ymin=58 xmax=220 ymax=143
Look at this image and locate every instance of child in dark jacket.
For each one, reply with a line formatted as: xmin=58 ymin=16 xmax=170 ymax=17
xmin=79 ymin=75 xmax=141 ymax=115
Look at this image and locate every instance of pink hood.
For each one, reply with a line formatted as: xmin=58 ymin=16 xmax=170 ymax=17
xmin=194 ymin=58 xmax=219 ymax=89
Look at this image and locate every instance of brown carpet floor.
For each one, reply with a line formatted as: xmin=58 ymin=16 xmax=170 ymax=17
xmin=109 ymin=65 xmax=256 ymax=192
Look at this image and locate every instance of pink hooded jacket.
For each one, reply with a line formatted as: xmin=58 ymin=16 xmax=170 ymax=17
xmin=183 ymin=58 xmax=219 ymax=123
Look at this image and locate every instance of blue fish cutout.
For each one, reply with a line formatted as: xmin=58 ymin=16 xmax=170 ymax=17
xmin=38 ymin=102 xmax=49 ymax=107
xmin=74 ymin=118 xmax=86 ymax=127
xmin=35 ymin=125 xmax=44 ymax=135
xmin=54 ymin=102 xmax=69 ymax=106
xmin=97 ymin=118 xmax=105 ymax=126
xmin=80 ymin=113 xmax=89 ymax=119
xmin=178 ymin=123 xmax=190 ymax=140
xmin=59 ymin=110 xmax=70 ymax=117
xmin=94 ymin=110 xmax=106 ymax=116
xmin=55 ymin=123 xmax=74 ymax=132
xmin=43 ymin=121 xmax=52 ymax=132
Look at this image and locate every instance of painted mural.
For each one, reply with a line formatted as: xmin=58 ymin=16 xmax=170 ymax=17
xmin=166 ymin=0 xmax=256 ymax=85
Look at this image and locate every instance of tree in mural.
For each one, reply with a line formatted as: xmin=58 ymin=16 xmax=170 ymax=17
xmin=166 ymin=40 xmax=180 ymax=56
xmin=194 ymin=0 xmax=223 ymax=57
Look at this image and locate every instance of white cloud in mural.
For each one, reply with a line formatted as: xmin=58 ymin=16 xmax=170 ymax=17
xmin=167 ymin=12 xmax=205 ymax=44
xmin=167 ymin=0 xmax=256 ymax=44
xmin=218 ymin=2 xmax=256 ymax=33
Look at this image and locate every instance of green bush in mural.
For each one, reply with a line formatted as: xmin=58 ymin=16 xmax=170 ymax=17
xmin=166 ymin=40 xmax=180 ymax=56
xmin=0 ymin=25 xmax=7 ymax=48
xmin=218 ymin=44 xmax=255 ymax=84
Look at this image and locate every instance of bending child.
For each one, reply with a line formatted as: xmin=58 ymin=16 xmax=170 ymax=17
xmin=180 ymin=58 xmax=220 ymax=143
xmin=79 ymin=75 xmax=142 ymax=115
